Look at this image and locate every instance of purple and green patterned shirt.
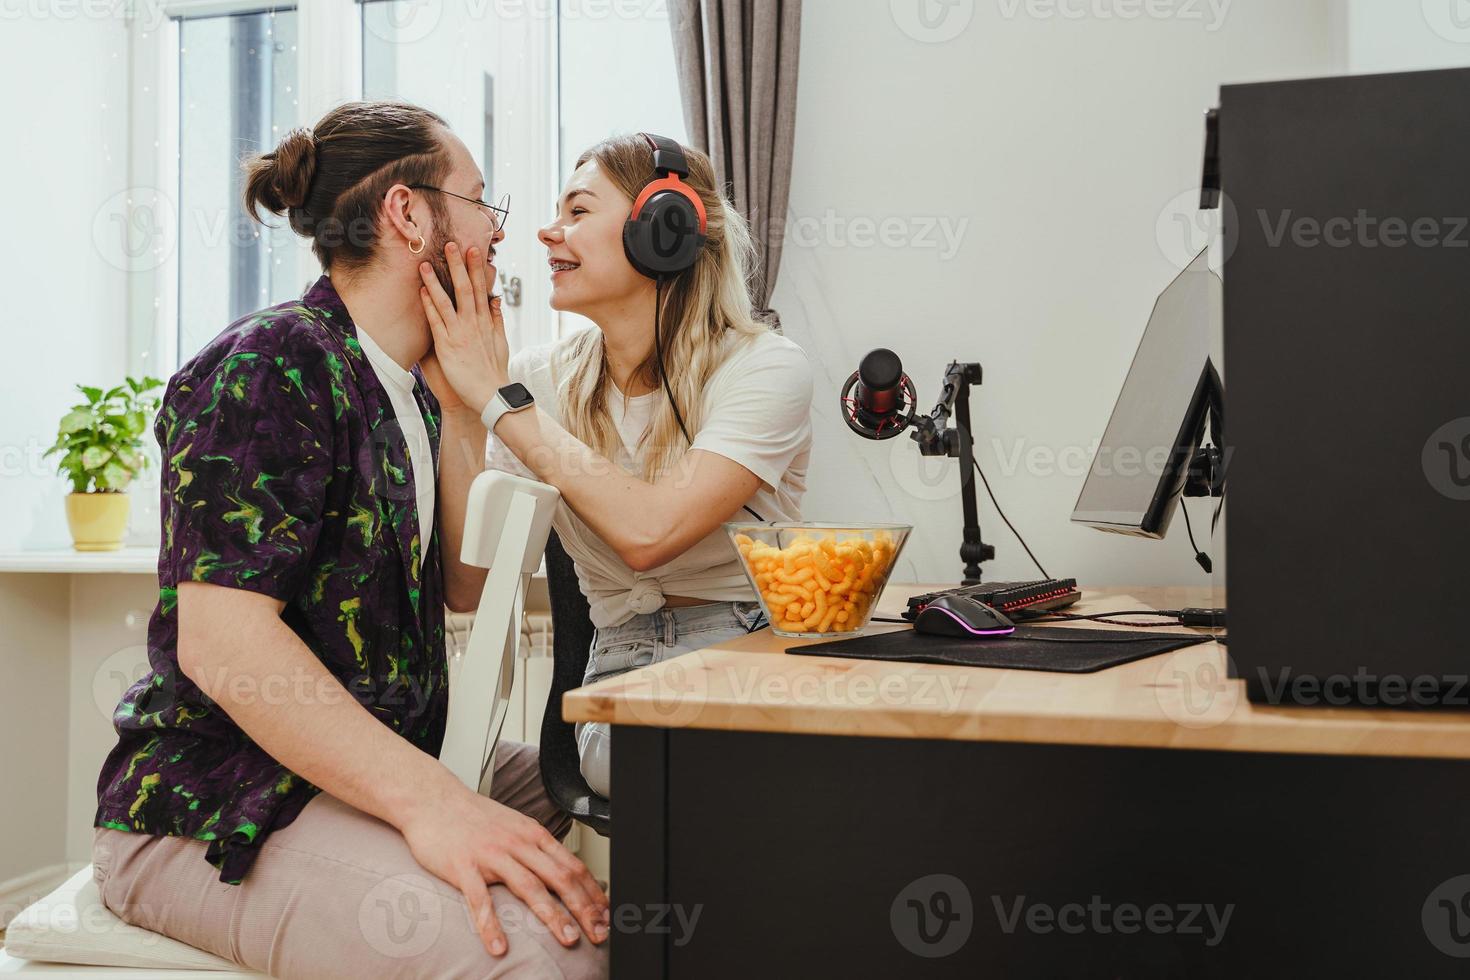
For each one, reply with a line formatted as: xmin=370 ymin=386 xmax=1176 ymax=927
xmin=94 ymin=275 xmax=448 ymax=885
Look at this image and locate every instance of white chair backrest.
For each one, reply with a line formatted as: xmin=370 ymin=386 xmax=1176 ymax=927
xmin=439 ymin=471 xmax=560 ymax=792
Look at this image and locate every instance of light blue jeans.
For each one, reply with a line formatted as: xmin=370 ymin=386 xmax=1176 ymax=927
xmin=575 ymin=599 xmax=765 ymax=799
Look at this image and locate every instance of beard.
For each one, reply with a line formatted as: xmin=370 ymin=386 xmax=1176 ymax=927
xmin=422 ymin=228 xmax=497 ymax=313
xmin=423 ymin=226 xmax=458 ymax=309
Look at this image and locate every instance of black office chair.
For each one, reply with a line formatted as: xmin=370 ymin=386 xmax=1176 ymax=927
xmin=538 ymin=528 xmax=612 ymax=836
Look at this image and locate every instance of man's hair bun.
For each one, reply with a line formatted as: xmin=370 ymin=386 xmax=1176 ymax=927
xmin=244 ymin=127 xmax=318 ymax=216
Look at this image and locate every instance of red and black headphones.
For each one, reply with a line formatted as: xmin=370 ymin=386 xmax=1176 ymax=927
xmin=622 ymin=133 xmax=708 ymax=280
xmin=626 ymin=132 xmax=767 ymax=527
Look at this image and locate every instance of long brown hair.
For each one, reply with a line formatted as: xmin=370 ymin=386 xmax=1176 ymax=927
xmin=243 ymin=100 xmax=452 ymax=272
xmin=554 ymin=134 xmax=767 ymax=481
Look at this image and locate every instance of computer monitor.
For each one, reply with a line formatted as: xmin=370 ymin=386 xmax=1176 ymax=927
xmin=1071 ymin=250 xmax=1221 ymax=539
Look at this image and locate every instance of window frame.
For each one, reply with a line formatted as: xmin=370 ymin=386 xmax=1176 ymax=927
xmin=130 ymin=0 xmax=561 ymax=375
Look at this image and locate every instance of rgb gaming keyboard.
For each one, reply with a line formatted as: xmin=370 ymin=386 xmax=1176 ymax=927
xmin=902 ymin=579 xmax=1082 ymax=622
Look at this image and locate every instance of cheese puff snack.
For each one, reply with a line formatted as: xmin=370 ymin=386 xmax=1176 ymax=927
xmin=733 ymin=529 xmax=899 ymax=635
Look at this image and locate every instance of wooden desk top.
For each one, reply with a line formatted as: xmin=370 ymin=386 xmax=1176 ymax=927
xmin=562 ymin=584 xmax=1470 ymax=760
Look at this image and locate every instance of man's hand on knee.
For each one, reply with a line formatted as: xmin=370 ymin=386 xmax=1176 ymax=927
xmin=400 ymin=776 xmax=610 ymax=958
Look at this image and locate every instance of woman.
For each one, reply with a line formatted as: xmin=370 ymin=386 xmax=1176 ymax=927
xmin=92 ymin=101 xmax=607 ymax=978
xmin=429 ymin=133 xmax=814 ymax=798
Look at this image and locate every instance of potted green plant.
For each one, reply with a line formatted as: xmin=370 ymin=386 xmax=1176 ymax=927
xmin=45 ymin=376 xmax=164 ymax=552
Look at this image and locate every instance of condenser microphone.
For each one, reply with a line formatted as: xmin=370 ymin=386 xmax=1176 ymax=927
xmin=841 ymin=348 xmax=917 ymax=440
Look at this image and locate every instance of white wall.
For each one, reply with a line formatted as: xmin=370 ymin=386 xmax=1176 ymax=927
xmin=556 ymin=1 xmax=689 ymax=340
xmin=771 ymin=0 xmax=1345 ymax=587
xmin=0 ymin=12 xmax=134 ymax=553
xmin=1348 ymin=0 xmax=1470 ymax=73
xmin=0 ymin=577 xmax=70 ymax=890
xmin=0 ymin=4 xmax=134 ymax=891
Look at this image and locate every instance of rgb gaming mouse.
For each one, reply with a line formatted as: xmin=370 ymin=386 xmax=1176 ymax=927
xmin=913 ymin=594 xmax=1017 ymax=639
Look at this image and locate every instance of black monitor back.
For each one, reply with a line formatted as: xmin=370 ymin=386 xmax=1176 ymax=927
xmin=1221 ymin=68 xmax=1470 ymax=709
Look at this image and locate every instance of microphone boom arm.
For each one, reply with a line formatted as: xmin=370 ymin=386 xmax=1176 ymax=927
xmin=911 ymin=361 xmax=994 ymax=585
xmin=841 ymin=351 xmax=996 ymax=585
xmin=911 ymin=361 xmax=982 ymax=456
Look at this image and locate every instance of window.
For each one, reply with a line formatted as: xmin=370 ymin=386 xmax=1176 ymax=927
xmin=360 ymin=0 xmax=498 ymax=190
xmin=554 ymin=0 xmax=688 ymax=339
xmin=176 ymin=7 xmax=308 ymax=361
xmin=555 ymin=0 xmax=687 ymax=182
xmin=359 ymin=0 xmax=557 ymax=352
xmin=138 ymin=0 xmax=685 ymax=370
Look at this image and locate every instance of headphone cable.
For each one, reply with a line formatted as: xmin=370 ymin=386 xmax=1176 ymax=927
xmin=654 ymin=279 xmax=765 ymax=523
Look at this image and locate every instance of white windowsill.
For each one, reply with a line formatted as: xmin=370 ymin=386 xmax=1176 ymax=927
xmin=0 ymin=547 xmax=160 ymax=575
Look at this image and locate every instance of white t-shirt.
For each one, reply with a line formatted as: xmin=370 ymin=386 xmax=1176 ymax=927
xmin=356 ymin=326 xmax=435 ymax=548
xmin=487 ymin=329 xmax=813 ymax=628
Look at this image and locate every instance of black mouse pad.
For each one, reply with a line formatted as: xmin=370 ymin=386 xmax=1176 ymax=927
xmin=791 ymin=625 xmax=1211 ymax=674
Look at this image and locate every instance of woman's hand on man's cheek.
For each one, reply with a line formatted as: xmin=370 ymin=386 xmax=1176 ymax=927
xmin=418 ymin=242 xmax=512 ymax=414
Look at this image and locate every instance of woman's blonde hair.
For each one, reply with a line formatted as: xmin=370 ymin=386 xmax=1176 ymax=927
xmin=552 ymin=134 xmax=768 ymax=482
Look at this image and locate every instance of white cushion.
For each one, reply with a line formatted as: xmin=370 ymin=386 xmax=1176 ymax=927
xmin=0 ymin=948 xmax=249 ymax=977
xmin=3 ymin=867 xmax=258 ymax=975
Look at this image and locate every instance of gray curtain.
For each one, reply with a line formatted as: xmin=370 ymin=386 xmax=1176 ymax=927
xmin=670 ymin=0 xmax=801 ymax=329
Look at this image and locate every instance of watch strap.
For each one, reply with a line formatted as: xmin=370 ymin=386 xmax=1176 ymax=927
xmin=481 ymin=385 xmax=533 ymax=432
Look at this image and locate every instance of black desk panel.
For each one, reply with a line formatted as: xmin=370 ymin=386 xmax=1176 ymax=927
xmin=613 ymin=725 xmax=1470 ymax=978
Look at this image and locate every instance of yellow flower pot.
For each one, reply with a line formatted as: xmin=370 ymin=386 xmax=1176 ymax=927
xmin=65 ymin=492 xmax=131 ymax=552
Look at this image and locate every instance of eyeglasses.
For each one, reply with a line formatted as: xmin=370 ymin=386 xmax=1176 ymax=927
xmin=408 ymin=185 xmax=510 ymax=230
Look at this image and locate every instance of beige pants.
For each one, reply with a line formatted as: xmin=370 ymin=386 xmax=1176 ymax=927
xmin=93 ymin=741 xmax=606 ymax=979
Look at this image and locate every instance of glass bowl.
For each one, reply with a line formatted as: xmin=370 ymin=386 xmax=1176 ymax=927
xmin=725 ymin=522 xmax=912 ymax=639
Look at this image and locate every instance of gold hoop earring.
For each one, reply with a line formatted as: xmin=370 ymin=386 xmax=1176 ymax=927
xmin=409 ymin=236 xmax=426 ymax=254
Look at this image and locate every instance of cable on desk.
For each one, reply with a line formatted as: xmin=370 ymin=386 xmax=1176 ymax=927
xmin=876 ymin=610 xmax=1227 ymax=630
xmin=877 ymin=612 xmax=1184 ymax=626
xmin=1028 ymin=610 xmax=1190 ymax=628
xmin=862 ymin=616 xmax=1202 ymax=643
